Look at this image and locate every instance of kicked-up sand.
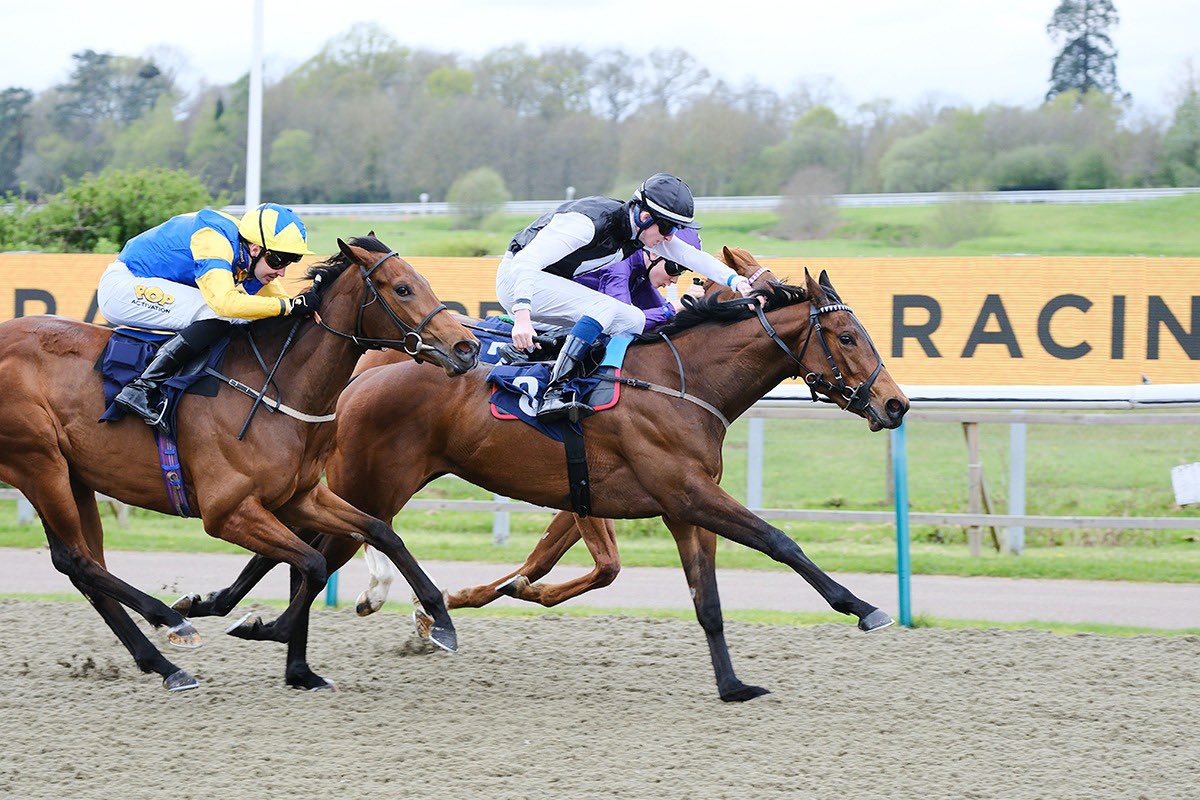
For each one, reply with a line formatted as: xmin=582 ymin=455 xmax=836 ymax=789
xmin=0 ymin=599 xmax=1197 ymax=800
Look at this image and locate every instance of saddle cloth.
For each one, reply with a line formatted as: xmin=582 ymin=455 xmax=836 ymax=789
xmin=96 ymin=327 xmax=229 ymax=441
xmin=485 ymin=332 xmax=634 ymax=442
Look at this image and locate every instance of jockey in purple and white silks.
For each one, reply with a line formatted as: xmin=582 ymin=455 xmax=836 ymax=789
xmin=496 ymin=173 xmax=754 ymax=420
xmin=572 ymin=227 xmax=703 ymax=332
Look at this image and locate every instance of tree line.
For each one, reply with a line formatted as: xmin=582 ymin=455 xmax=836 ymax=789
xmin=2 ymin=3 xmax=1198 ymax=207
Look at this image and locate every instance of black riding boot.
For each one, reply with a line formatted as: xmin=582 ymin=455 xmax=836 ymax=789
xmin=537 ymin=334 xmax=594 ymax=422
xmin=114 ymin=334 xmax=195 ymax=431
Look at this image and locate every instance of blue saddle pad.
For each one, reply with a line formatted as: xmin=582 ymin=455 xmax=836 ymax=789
xmin=487 ymin=364 xmax=618 ymax=442
xmin=97 ymin=330 xmax=230 ymax=440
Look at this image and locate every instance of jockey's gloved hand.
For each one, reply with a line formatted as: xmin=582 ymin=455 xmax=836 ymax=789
xmin=287 ymin=290 xmax=319 ymax=318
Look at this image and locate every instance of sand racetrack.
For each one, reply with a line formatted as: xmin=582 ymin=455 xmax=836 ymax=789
xmin=1 ymin=599 xmax=1197 ymax=800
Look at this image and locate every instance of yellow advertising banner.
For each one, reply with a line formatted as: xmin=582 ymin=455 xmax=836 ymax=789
xmin=2 ymin=254 xmax=1197 ymax=386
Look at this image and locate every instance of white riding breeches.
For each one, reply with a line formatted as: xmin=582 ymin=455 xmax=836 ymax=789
xmin=495 ymin=254 xmax=647 ymax=335
xmin=97 ymin=261 xmax=241 ymax=330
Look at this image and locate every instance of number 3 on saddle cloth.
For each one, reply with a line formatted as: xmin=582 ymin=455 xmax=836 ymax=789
xmin=482 ymin=319 xmax=634 ymax=517
xmin=94 ymin=328 xmax=231 ymax=518
xmin=485 ymin=335 xmax=633 ymax=440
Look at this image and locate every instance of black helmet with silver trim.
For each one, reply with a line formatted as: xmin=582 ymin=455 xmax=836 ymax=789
xmin=631 ymin=173 xmax=701 ymax=230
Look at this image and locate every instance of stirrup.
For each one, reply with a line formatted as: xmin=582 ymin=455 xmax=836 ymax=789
xmin=537 ymin=392 xmax=593 ymax=423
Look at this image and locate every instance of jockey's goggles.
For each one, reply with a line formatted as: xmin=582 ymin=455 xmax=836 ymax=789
xmin=635 ymin=208 xmax=677 ymax=237
xmin=263 ymin=250 xmax=303 ymax=270
xmin=663 ymin=260 xmax=688 ymax=277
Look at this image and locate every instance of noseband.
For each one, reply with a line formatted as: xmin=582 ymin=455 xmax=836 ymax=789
xmin=746 ymin=297 xmax=883 ymax=416
xmin=315 ymin=249 xmax=448 ymax=356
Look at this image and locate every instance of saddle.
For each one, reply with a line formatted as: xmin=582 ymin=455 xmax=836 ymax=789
xmin=96 ymin=328 xmax=227 ymax=440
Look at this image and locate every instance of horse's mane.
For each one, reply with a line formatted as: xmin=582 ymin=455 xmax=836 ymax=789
xmin=636 ymin=280 xmax=809 ymax=341
xmin=306 ymin=235 xmax=389 ymax=285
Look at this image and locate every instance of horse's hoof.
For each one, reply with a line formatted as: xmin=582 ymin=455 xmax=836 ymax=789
xmin=355 ymin=591 xmax=381 ymax=617
xmin=719 ymin=683 xmax=771 ymax=703
xmin=858 ymin=608 xmax=895 ymax=632
xmin=412 ymin=608 xmax=434 ymax=640
xmin=287 ymin=672 xmax=337 ymax=692
xmin=428 ymin=624 xmax=458 ymax=654
xmin=494 ymin=574 xmax=528 ymax=598
xmin=224 ymin=612 xmax=258 ymax=638
xmin=166 ymin=621 xmax=203 ymax=650
xmin=171 ymin=593 xmax=200 ymax=617
xmin=163 ymin=669 xmax=200 ymax=692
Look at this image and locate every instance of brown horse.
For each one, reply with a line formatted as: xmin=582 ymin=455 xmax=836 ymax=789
xmin=178 ymin=247 xmax=908 ymax=701
xmin=0 ymin=235 xmax=478 ymax=691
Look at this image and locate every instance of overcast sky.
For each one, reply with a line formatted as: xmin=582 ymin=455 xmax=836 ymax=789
xmin=2 ymin=0 xmax=1197 ymax=118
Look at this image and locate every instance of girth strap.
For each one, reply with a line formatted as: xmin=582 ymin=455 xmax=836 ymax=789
xmin=563 ymin=424 xmax=591 ymax=517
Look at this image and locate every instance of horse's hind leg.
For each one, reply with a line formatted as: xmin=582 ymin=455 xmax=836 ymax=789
xmin=663 ymin=517 xmax=768 ymax=703
xmin=37 ymin=471 xmax=202 ymax=647
xmin=497 ymin=516 xmax=620 ymax=607
xmin=173 ymin=552 xmax=282 ymax=619
xmin=445 ymin=510 xmax=586 ymax=609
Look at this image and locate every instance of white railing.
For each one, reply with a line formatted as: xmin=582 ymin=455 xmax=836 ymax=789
xmin=213 ymin=187 xmax=1200 ymax=218
xmin=7 ymin=386 xmax=1198 ymax=547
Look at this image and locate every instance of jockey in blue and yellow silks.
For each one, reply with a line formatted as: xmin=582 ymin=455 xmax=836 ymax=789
xmin=97 ymin=203 xmax=320 ymax=430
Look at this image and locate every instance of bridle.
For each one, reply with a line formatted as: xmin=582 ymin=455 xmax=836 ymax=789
xmin=738 ymin=293 xmax=884 ymax=416
xmin=313 ymin=248 xmax=448 ymax=356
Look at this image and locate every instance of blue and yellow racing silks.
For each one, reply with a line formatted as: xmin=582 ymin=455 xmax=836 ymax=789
xmin=117 ymin=209 xmax=291 ymax=320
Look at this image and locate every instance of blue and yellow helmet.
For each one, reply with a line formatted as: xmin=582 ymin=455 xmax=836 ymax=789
xmin=238 ymin=203 xmax=314 ymax=255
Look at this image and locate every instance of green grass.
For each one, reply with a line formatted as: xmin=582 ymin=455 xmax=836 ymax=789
xmin=303 ymin=193 xmax=1200 ymax=258
xmin=4 ymin=416 xmax=1198 ymax=582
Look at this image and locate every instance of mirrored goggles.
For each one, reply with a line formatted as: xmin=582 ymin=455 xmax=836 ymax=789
xmin=264 ymin=250 xmax=303 ymax=270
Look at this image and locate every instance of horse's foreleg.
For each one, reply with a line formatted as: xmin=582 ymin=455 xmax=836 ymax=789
xmin=662 ymin=517 xmax=768 ymax=702
xmin=446 ymin=510 xmax=585 ymax=609
xmin=505 ymin=516 xmax=621 ymax=607
xmin=279 ymin=484 xmax=457 ymax=655
xmin=205 ymin=497 xmax=333 ymax=689
xmin=667 ymin=477 xmax=892 ymax=630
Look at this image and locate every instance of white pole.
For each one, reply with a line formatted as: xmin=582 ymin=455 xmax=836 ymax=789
xmin=492 ymin=494 xmax=510 ymax=546
xmin=1008 ymin=418 xmax=1027 ymax=555
xmin=746 ymin=417 xmax=764 ymax=509
xmin=244 ymin=0 xmax=264 ymax=209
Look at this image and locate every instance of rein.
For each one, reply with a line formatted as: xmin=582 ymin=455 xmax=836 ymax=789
xmin=313 ymin=249 xmax=450 ymax=355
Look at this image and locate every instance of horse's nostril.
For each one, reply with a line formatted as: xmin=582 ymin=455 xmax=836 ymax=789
xmin=886 ymin=398 xmax=907 ymax=419
xmin=455 ymin=340 xmax=478 ymax=358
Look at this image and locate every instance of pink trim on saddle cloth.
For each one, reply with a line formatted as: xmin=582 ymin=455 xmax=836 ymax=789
xmin=488 ymin=369 xmax=623 ymax=420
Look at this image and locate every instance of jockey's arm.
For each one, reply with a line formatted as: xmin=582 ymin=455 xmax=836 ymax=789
xmin=190 ymin=228 xmax=287 ymax=319
xmin=652 ymin=238 xmax=753 ymax=297
xmin=508 ymin=212 xmax=595 ymax=316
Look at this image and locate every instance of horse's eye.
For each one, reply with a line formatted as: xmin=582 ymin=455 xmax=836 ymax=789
xmin=838 ymin=333 xmax=855 ymax=346
xmin=395 ymin=284 xmax=411 ymax=297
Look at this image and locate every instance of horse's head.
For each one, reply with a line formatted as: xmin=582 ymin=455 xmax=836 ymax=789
xmin=314 ymin=235 xmax=479 ymax=376
xmin=716 ymin=247 xmax=908 ymax=431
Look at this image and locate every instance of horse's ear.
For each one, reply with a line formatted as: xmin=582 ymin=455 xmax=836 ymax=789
xmin=721 ymin=246 xmax=736 ymax=268
xmin=818 ymin=269 xmax=843 ymax=303
xmin=337 ymin=238 xmax=354 ymax=259
xmin=367 ymin=230 xmax=376 ymax=238
xmin=804 ymin=267 xmax=824 ymax=302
